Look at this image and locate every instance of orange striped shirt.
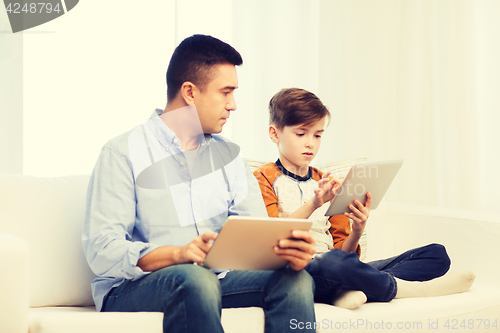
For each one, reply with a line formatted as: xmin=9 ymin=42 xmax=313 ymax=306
xmin=253 ymin=161 xmax=360 ymax=256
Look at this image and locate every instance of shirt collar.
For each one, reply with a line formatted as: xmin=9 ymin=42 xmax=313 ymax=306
xmin=275 ymin=158 xmax=312 ymax=182
xmin=147 ymin=108 xmax=211 ymax=152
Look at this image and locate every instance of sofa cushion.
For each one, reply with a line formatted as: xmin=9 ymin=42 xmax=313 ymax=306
xmin=28 ymin=285 xmax=500 ymax=333
xmin=0 ymin=174 xmax=95 ymax=307
xmin=314 ymin=284 xmax=500 ymax=332
xmin=29 ymin=307 xmax=162 ymax=333
xmin=0 ymin=232 xmax=29 ymax=333
xmin=28 ymin=306 xmax=265 ymax=333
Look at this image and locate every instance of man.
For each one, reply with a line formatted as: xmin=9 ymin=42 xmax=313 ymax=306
xmin=82 ymin=34 xmax=317 ymax=333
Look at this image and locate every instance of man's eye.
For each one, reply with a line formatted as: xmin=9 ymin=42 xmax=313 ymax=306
xmin=316 ymin=135 xmax=322 ymax=138
xmin=223 ymin=91 xmax=230 ymax=96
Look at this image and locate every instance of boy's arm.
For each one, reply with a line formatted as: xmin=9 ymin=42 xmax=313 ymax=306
xmin=329 ymin=193 xmax=372 ymax=255
xmin=253 ymin=168 xmax=280 ymax=217
xmin=329 ymin=214 xmax=361 ymax=256
xmin=253 ymin=166 xmax=316 ymax=270
xmin=253 ymin=167 xmax=341 ymax=219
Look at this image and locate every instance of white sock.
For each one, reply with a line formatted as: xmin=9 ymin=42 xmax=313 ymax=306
xmin=332 ymin=290 xmax=367 ymax=309
xmin=395 ymin=270 xmax=475 ymax=298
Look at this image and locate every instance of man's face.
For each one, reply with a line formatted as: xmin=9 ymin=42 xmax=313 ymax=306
xmin=193 ymin=63 xmax=238 ymax=134
xmin=274 ymin=117 xmax=326 ymax=176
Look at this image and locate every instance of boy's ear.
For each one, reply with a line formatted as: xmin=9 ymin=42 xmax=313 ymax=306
xmin=180 ymin=81 xmax=196 ymax=106
xmin=269 ymin=125 xmax=280 ymax=144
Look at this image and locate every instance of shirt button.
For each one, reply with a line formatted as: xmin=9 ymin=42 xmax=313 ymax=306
xmin=180 ymin=161 xmax=184 ymax=166
xmin=174 ymin=138 xmax=179 ymax=144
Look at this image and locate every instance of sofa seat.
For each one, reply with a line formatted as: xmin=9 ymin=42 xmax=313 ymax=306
xmin=315 ymin=284 xmax=500 ymax=332
xmin=2 ymin=170 xmax=500 ymax=333
xmin=29 ymin=307 xmax=163 ymax=333
xmin=27 ymin=284 xmax=500 ymax=333
xmin=28 ymin=306 xmax=267 ymax=333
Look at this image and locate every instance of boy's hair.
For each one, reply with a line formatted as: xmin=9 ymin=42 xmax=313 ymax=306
xmin=166 ymin=34 xmax=243 ymax=101
xmin=269 ymin=88 xmax=330 ymax=130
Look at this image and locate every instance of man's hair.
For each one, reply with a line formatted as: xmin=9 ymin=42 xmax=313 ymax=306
xmin=269 ymin=88 xmax=330 ymax=130
xmin=166 ymin=34 xmax=243 ymax=101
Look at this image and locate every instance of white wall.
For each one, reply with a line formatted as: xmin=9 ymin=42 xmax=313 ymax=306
xmin=21 ymin=0 xmax=176 ymax=176
xmin=2 ymin=0 xmax=499 ymax=215
xmin=317 ymin=0 xmax=500 ymax=211
xmin=0 ymin=9 xmax=23 ymax=174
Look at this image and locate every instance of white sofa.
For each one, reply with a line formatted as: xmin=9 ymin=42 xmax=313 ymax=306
xmin=1 ymin=171 xmax=500 ymax=333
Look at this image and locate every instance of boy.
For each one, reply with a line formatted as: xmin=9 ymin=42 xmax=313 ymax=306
xmin=254 ymin=88 xmax=475 ymax=309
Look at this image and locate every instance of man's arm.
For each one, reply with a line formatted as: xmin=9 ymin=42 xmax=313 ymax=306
xmin=82 ymin=145 xmax=158 ymax=280
xmin=137 ymin=232 xmax=218 ymax=271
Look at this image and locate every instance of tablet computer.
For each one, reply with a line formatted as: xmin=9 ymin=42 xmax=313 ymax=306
xmin=202 ymin=216 xmax=312 ymax=270
xmin=325 ymin=159 xmax=403 ymax=216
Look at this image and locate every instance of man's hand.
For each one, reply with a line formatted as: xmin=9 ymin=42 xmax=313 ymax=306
xmin=175 ymin=231 xmax=218 ymax=265
xmin=345 ymin=192 xmax=372 ymax=235
xmin=312 ymin=173 xmax=343 ymax=209
xmin=137 ymin=231 xmax=218 ymax=272
xmin=274 ymin=230 xmax=316 ymax=271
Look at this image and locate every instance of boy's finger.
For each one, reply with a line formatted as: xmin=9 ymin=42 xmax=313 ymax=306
xmin=322 ymin=171 xmax=332 ymax=179
xmin=365 ymin=192 xmax=372 ymax=210
xmin=349 ymin=203 xmax=366 ymax=219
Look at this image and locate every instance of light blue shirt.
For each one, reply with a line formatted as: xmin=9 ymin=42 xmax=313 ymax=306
xmin=82 ymin=109 xmax=267 ymax=311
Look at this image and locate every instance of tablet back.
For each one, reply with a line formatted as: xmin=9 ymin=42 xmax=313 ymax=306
xmin=202 ymin=216 xmax=312 ymax=270
xmin=325 ymin=159 xmax=403 ymax=216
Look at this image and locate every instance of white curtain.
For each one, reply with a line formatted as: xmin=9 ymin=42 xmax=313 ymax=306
xmin=317 ymin=0 xmax=500 ymax=212
xmin=228 ymin=0 xmax=500 ymax=213
xmin=3 ymin=0 xmax=498 ymax=214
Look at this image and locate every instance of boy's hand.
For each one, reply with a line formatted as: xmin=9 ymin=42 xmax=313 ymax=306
xmin=274 ymin=230 xmax=316 ymax=271
xmin=345 ymin=192 xmax=372 ymax=235
xmin=312 ymin=173 xmax=343 ymax=208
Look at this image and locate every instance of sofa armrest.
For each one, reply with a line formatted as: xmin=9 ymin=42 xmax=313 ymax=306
xmin=0 ymin=232 xmax=30 ymax=333
xmin=387 ymin=203 xmax=500 ymax=285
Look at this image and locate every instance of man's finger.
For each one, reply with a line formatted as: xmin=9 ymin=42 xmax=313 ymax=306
xmin=201 ymin=231 xmax=218 ymax=242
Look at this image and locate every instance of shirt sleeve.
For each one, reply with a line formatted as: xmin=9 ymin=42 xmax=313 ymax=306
xmin=329 ymin=214 xmax=361 ymax=257
xmin=227 ymin=155 xmax=269 ymax=218
xmin=82 ymin=145 xmax=156 ymax=280
xmin=253 ymin=166 xmax=280 ymax=218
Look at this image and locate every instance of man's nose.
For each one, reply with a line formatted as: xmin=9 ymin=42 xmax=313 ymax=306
xmin=226 ymin=95 xmax=237 ymax=111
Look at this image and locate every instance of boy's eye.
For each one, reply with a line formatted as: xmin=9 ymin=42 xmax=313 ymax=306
xmin=296 ymin=133 xmax=304 ymax=137
xmin=316 ymin=135 xmax=322 ymax=138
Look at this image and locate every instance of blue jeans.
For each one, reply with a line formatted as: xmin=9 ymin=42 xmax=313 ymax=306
xmin=305 ymin=243 xmax=451 ymax=303
xmin=102 ymin=264 xmax=316 ymax=333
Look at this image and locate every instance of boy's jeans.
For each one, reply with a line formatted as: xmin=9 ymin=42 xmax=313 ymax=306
xmin=306 ymin=243 xmax=451 ymax=303
xmin=102 ymin=264 xmax=316 ymax=333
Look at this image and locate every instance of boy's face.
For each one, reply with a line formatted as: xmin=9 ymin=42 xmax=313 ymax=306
xmin=193 ymin=63 xmax=238 ymax=134
xmin=271 ymin=117 xmax=326 ymax=176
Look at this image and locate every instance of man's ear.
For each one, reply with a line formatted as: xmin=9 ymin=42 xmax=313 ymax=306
xmin=269 ymin=125 xmax=280 ymax=144
xmin=180 ymin=82 xmax=197 ymax=105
